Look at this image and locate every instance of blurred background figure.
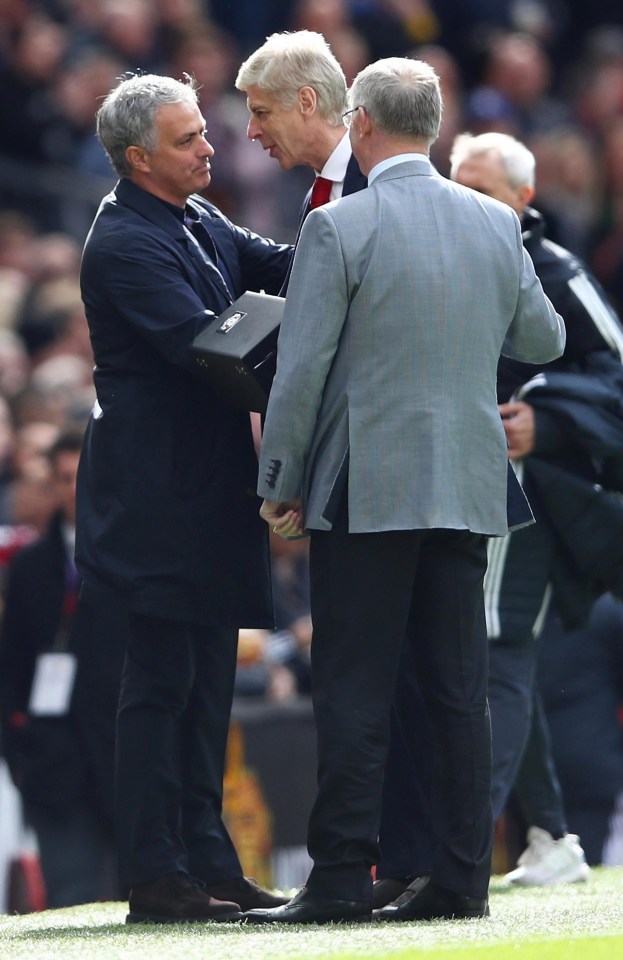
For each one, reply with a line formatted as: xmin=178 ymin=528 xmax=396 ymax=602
xmin=0 ymin=428 xmax=125 ymax=907
xmin=507 ymin=594 xmax=623 ymax=870
xmin=451 ymin=131 xmax=623 ymax=886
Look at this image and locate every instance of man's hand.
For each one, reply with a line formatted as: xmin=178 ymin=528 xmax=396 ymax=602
xmin=499 ymin=401 xmax=535 ymax=459
xmin=260 ymin=498 xmax=305 ymax=539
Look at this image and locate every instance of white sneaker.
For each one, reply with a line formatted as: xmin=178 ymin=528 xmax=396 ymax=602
xmin=503 ymin=826 xmax=591 ymax=886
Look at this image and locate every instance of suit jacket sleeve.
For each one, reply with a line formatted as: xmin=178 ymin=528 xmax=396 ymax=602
xmin=88 ymin=226 xmax=219 ymax=372
xmin=220 ymin=214 xmax=292 ymax=296
xmin=86 ymin=208 xmax=290 ymax=374
xmin=502 ymin=220 xmax=566 ymax=363
xmin=258 ymin=209 xmax=348 ymax=501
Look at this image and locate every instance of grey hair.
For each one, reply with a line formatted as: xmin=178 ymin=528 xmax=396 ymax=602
xmin=449 ymin=132 xmax=536 ymax=188
xmin=235 ymin=30 xmax=347 ymax=125
xmin=349 ymin=57 xmax=442 ymax=144
xmin=97 ymin=73 xmax=200 ymax=178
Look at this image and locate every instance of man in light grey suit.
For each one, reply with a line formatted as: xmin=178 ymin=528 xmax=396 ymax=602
xmin=245 ymin=57 xmax=565 ymax=925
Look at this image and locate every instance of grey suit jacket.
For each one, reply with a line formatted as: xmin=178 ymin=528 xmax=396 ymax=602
xmin=258 ymin=159 xmax=565 ymax=537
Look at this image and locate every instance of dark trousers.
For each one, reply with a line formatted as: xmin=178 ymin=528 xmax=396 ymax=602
xmin=115 ymin=613 xmax=242 ymax=889
xmin=26 ymin=802 xmax=118 ymax=908
xmin=306 ymin=514 xmax=492 ymax=902
xmin=377 ymin=640 xmax=435 ymax=880
xmin=488 ymin=639 xmax=566 ymax=834
xmin=512 ymin=689 xmax=567 ymax=837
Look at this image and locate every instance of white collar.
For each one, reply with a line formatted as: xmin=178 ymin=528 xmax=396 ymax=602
xmin=316 ymin=131 xmax=352 ymax=184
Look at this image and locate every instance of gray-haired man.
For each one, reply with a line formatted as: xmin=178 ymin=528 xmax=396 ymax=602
xmin=244 ymin=58 xmax=564 ymax=925
xmin=76 ymin=72 xmax=290 ymax=924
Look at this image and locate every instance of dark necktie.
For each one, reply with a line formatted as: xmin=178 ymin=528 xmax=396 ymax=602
xmin=184 ymin=207 xmax=234 ymax=298
xmin=310 ymin=176 xmax=333 ymax=209
xmin=184 ymin=208 xmax=217 ymax=261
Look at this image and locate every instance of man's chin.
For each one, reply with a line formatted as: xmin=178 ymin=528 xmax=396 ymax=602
xmin=194 ymin=172 xmax=211 ymax=192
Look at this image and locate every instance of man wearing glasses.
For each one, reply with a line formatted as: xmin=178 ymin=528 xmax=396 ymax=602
xmin=243 ymin=56 xmax=565 ymax=925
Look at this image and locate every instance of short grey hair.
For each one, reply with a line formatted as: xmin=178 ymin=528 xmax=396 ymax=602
xmin=235 ymin=30 xmax=347 ymax=125
xmin=349 ymin=57 xmax=442 ymax=144
xmin=97 ymin=73 xmax=200 ymax=178
xmin=449 ymin=132 xmax=536 ymax=189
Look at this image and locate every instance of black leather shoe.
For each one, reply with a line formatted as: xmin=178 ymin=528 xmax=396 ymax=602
xmin=374 ymin=876 xmax=489 ymax=921
xmin=372 ymin=877 xmax=410 ymax=909
xmin=243 ymin=886 xmax=372 ymax=924
xmin=126 ymin=872 xmax=243 ymax=924
xmin=204 ymin=876 xmax=289 ymax=910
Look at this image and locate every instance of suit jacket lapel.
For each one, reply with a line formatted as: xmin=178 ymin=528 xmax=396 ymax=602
xmin=281 ymin=153 xmax=367 ymax=295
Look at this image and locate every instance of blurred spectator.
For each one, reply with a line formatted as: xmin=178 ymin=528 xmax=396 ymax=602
xmin=531 ymin=127 xmax=604 ymax=259
xmin=0 ymin=421 xmax=59 ymax=532
xmin=450 ymin=130 xmax=623 ymax=887
xmin=414 ymin=43 xmax=464 ymax=175
xmin=234 ymin=628 xmax=299 ymax=703
xmin=210 ymin=0 xmax=296 ymax=55
xmin=0 ymin=212 xmax=38 ymax=277
xmin=0 ymin=12 xmax=69 ymax=164
xmin=509 ymin=594 xmax=623 ymax=866
xmin=93 ymin=0 xmax=163 ymax=74
xmin=19 ymin=278 xmax=91 ymax=366
xmin=0 ymin=331 xmax=29 ymax=400
xmin=291 ymin=0 xmax=368 ymax=80
xmin=233 ymin=536 xmax=313 ymax=703
xmin=468 ymin=31 xmax=571 ymax=138
xmin=270 ymin=536 xmax=312 ymax=696
xmin=347 ymin=0 xmax=443 ymax=60
xmin=50 ymin=49 xmax=126 ymax=177
xmin=0 ymin=428 xmax=123 ymax=907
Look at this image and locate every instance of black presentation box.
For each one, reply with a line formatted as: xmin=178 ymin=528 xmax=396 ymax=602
xmin=191 ymin=291 xmax=285 ymax=413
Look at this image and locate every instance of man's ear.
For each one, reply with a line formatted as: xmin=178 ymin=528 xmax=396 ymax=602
xmin=125 ymin=145 xmax=150 ymax=173
xmin=298 ymin=85 xmax=318 ymax=117
xmin=357 ymin=106 xmax=373 ymax=137
xmin=518 ymin=183 xmax=535 ymax=208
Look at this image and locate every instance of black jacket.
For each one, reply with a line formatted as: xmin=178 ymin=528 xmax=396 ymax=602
xmin=77 ymin=179 xmax=290 ymax=626
xmin=497 ymin=208 xmax=623 ymax=628
xmin=499 ymin=207 xmax=623 ymax=402
xmin=0 ymin=512 xmax=126 ymax=818
xmin=522 ymin=358 xmax=623 ymax=623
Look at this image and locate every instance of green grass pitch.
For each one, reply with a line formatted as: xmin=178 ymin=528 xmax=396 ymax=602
xmin=1 ymin=868 xmax=622 ymax=960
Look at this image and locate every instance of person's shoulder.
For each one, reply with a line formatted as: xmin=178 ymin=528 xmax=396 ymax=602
xmin=188 ymin=193 xmax=228 ymax=224
xmin=445 ymin=177 xmax=514 ymax=219
xmin=85 ymin=186 xmax=175 ymax=260
xmin=539 ymin=237 xmax=586 ymax=278
xmin=87 ymin=187 xmax=145 ymax=241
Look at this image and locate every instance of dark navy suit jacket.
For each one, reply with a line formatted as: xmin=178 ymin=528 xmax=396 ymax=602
xmin=76 ymin=178 xmax=290 ymax=627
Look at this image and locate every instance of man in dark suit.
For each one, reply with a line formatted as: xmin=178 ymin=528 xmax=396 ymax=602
xmin=0 ymin=429 xmax=123 ymax=907
xmin=76 ymin=72 xmax=291 ymax=924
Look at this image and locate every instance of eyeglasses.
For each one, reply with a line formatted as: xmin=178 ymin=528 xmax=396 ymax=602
xmin=341 ymin=106 xmax=362 ymax=127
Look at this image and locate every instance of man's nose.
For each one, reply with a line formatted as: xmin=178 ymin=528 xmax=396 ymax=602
xmin=247 ymin=117 xmax=260 ymax=141
xmin=199 ymin=136 xmax=214 ymax=157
